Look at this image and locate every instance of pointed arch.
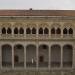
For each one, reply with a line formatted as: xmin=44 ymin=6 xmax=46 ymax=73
xmin=2 ymin=27 xmax=6 ymax=34
xmin=7 ymin=28 xmax=12 ymax=34
xmin=14 ymin=28 xmax=18 ymax=34
xmin=69 ymin=28 xmax=73 ymax=34
xmin=32 ymin=27 xmax=36 ymax=34
xmin=39 ymin=28 xmax=43 ymax=34
xmin=63 ymin=28 xmax=68 ymax=34
xmin=19 ymin=28 xmax=24 ymax=34
xmin=51 ymin=28 xmax=55 ymax=34
xmin=26 ymin=28 xmax=31 ymax=34
xmin=44 ymin=28 xmax=49 ymax=34
xmin=56 ymin=28 xmax=61 ymax=34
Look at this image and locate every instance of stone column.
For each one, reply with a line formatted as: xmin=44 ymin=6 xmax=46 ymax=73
xmin=61 ymin=25 xmax=63 ymax=38
xmin=61 ymin=46 xmax=63 ymax=68
xmin=12 ymin=26 xmax=14 ymax=38
xmin=72 ymin=46 xmax=75 ymax=68
xmin=49 ymin=45 xmax=51 ymax=70
xmin=36 ymin=44 xmax=38 ymax=69
xmin=24 ymin=45 xmax=26 ymax=69
xmin=36 ymin=24 xmax=38 ymax=38
xmin=36 ymin=24 xmax=39 ymax=69
xmin=12 ymin=45 xmax=14 ymax=69
xmin=0 ymin=45 xmax=2 ymax=69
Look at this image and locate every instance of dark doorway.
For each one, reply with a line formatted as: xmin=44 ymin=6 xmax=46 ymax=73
xmin=14 ymin=55 xmax=19 ymax=63
xmin=39 ymin=56 xmax=44 ymax=63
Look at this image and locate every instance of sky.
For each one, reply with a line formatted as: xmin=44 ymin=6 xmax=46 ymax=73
xmin=0 ymin=0 xmax=75 ymax=10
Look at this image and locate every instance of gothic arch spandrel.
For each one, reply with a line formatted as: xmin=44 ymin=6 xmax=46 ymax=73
xmin=38 ymin=23 xmax=49 ymax=28
xmin=13 ymin=22 xmax=24 ymax=28
xmin=50 ymin=23 xmax=61 ymax=29
xmin=26 ymin=23 xmax=37 ymax=28
xmin=1 ymin=23 xmax=12 ymax=28
xmin=63 ymin=23 xmax=74 ymax=29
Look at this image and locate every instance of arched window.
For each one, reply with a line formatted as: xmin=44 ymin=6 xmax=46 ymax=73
xmin=63 ymin=45 xmax=73 ymax=67
xmin=2 ymin=44 xmax=12 ymax=67
xmin=26 ymin=44 xmax=36 ymax=67
xmin=56 ymin=28 xmax=61 ymax=34
xmin=32 ymin=28 xmax=36 ymax=34
xmin=14 ymin=28 xmax=18 ymax=34
xmin=14 ymin=44 xmax=24 ymax=67
xmin=51 ymin=28 xmax=55 ymax=34
xmin=39 ymin=28 xmax=43 ymax=34
xmin=63 ymin=28 xmax=67 ymax=34
xmin=7 ymin=28 xmax=12 ymax=34
xmin=51 ymin=45 xmax=61 ymax=67
xmin=69 ymin=28 xmax=73 ymax=34
xmin=2 ymin=27 xmax=6 ymax=34
xmin=39 ymin=44 xmax=49 ymax=67
xmin=19 ymin=28 xmax=24 ymax=34
xmin=26 ymin=28 xmax=31 ymax=34
xmin=44 ymin=28 xmax=49 ymax=34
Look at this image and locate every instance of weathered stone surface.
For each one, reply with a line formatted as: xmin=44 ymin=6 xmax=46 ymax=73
xmin=0 ymin=70 xmax=75 ymax=75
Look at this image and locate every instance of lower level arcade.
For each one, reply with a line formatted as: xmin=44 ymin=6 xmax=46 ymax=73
xmin=0 ymin=41 xmax=74 ymax=70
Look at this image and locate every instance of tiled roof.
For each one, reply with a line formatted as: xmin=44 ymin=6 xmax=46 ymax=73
xmin=0 ymin=10 xmax=75 ymax=16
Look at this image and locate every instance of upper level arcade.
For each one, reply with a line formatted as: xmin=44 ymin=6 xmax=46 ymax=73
xmin=0 ymin=10 xmax=75 ymax=40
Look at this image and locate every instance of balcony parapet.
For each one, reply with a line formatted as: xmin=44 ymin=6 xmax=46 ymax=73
xmin=0 ymin=34 xmax=74 ymax=40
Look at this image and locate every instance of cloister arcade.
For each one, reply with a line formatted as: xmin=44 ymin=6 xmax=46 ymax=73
xmin=0 ymin=22 xmax=74 ymax=70
xmin=0 ymin=23 xmax=74 ymax=36
xmin=1 ymin=43 xmax=73 ymax=69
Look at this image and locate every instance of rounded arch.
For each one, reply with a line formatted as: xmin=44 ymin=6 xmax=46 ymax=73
xmin=63 ymin=44 xmax=73 ymax=67
xmin=19 ymin=27 xmax=24 ymax=34
xmin=44 ymin=28 xmax=49 ymax=34
xmin=14 ymin=28 xmax=18 ymax=34
xmin=2 ymin=44 xmax=12 ymax=67
xmin=39 ymin=44 xmax=49 ymax=49
xmin=14 ymin=44 xmax=24 ymax=50
xmin=2 ymin=44 xmax=12 ymax=49
xmin=2 ymin=27 xmax=6 ymax=34
xmin=56 ymin=28 xmax=61 ymax=34
xmin=26 ymin=44 xmax=36 ymax=49
xmin=51 ymin=44 xmax=61 ymax=67
xmin=7 ymin=28 xmax=12 ymax=34
xmin=14 ymin=44 xmax=24 ymax=67
xmin=26 ymin=28 xmax=31 ymax=34
xmin=26 ymin=44 xmax=36 ymax=67
xmin=51 ymin=44 xmax=61 ymax=49
xmin=69 ymin=28 xmax=73 ymax=34
xmin=32 ymin=27 xmax=36 ymax=34
xmin=39 ymin=44 xmax=49 ymax=67
xmin=63 ymin=28 xmax=68 ymax=34
xmin=51 ymin=28 xmax=55 ymax=34
xmin=39 ymin=27 xmax=43 ymax=34
xmin=63 ymin=44 xmax=73 ymax=49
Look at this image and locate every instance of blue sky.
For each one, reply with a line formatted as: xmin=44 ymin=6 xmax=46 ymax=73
xmin=0 ymin=0 xmax=75 ymax=10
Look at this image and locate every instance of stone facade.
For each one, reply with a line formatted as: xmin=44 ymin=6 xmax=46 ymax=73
xmin=0 ymin=10 xmax=74 ymax=74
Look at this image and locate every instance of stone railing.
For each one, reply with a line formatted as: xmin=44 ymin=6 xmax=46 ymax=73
xmin=0 ymin=34 xmax=74 ymax=40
